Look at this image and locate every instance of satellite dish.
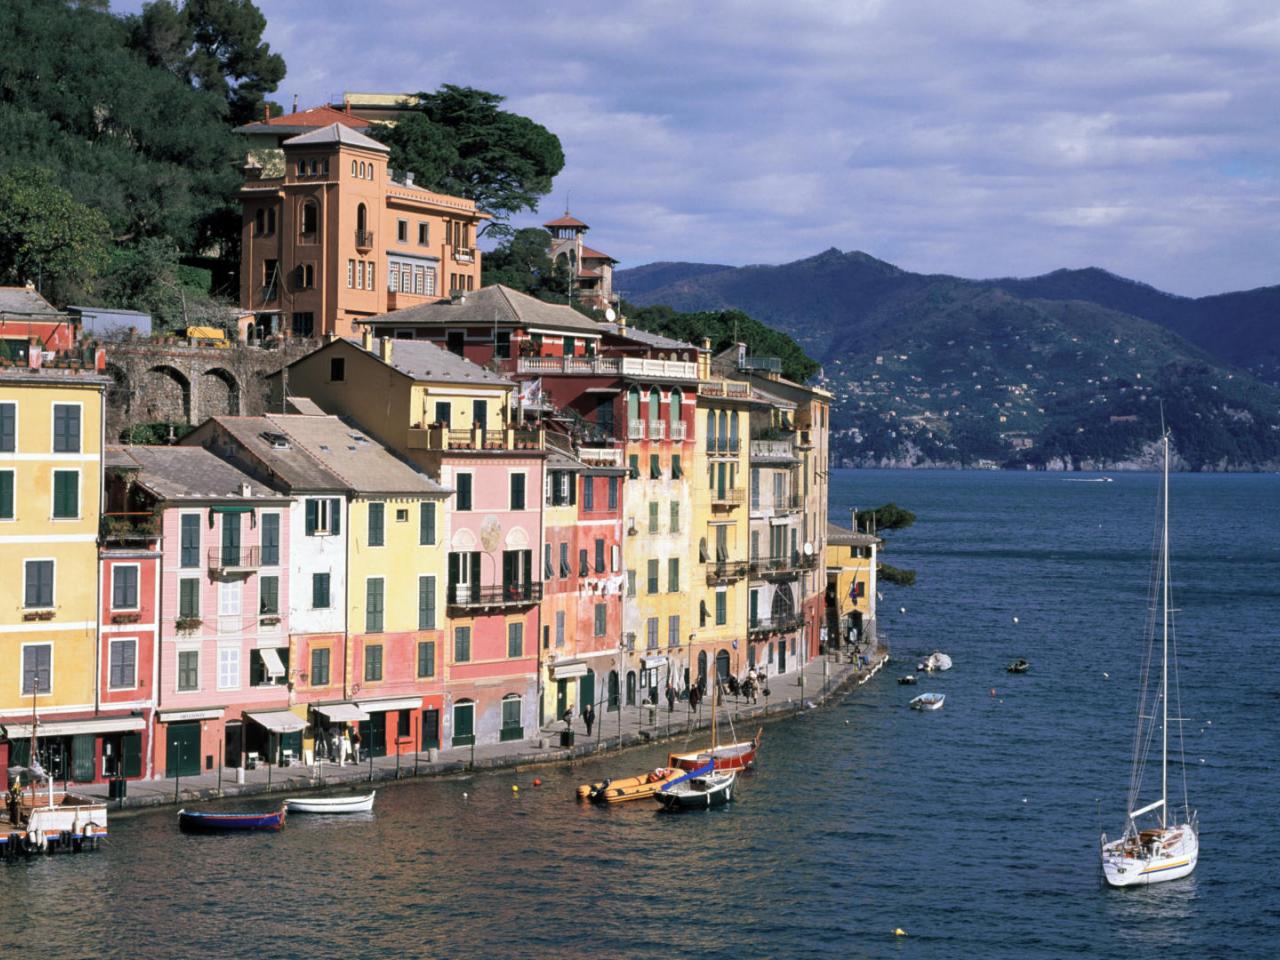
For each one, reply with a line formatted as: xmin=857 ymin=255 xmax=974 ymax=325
xmin=604 ymin=307 xmax=617 ymax=322
xmin=803 ymin=542 xmax=813 ymax=556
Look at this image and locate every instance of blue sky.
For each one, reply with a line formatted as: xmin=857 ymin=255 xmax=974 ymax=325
xmin=123 ymin=0 xmax=1279 ymax=296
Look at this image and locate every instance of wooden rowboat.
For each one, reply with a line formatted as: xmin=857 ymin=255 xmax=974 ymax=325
xmin=284 ymin=792 xmax=375 ymax=814
xmin=910 ymin=692 xmax=945 ymax=711
xmin=178 ymin=807 xmax=286 ymax=832
xmin=669 ymin=728 xmax=761 ymax=772
xmin=577 ymin=768 xmax=681 ymax=804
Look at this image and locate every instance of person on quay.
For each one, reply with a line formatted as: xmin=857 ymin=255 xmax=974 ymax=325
xmin=583 ymin=703 xmax=595 ymax=737
xmin=350 ymin=725 xmax=363 ymax=763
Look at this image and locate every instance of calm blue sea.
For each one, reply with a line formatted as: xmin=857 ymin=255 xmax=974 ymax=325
xmin=3 ymin=469 xmax=1277 ymax=959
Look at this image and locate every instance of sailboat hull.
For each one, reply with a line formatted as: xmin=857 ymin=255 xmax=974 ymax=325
xmin=1102 ymin=823 xmax=1199 ymax=887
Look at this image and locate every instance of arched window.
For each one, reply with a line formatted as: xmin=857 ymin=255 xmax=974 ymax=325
xmin=627 ymin=387 xmax=640 ymax=427
xmin=625 ymin=671 xmax=637 ymax=707
xmin=647 ymin=387 xmax=660 ymax=426
xmin=706 ymin=410 xmax=717 ymax=451
xmin=729 ymin=412 xmax=740 ymax=452
xmin=359 ymin=161 xmax=366 ymax=179
xmin=452 ymin=699 xmax=475 ymax=747
xmin=715 ymin=649 xmax=730 ymax=680
xmin=301 ymin=200 xmax=318 ymax=237
xmin=697 ymin=651 xmax=708 ymax=685
xmin=772 ymin=583 xmax=795 ymax=620
xmin=500 ymin=695 xmax=523 ymax=741
xmin=717 ymin=411 xmax=728 ymax=452
xmin=669 ymin=387 xmax=682 ymax=432
xmin=351 ymin=160 xmax=358 ymax=177
xmin=356 ymin=203 xmax=367 ymax=240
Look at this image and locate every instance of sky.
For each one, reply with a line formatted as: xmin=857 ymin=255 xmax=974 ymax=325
xmin=128 ymin=0 xmax=1279 ymax=297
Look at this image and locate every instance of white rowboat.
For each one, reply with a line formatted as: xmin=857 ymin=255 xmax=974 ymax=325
xmin=910 ymin=693 xmax=945 ymax=711
xmin=284 ymin=791 xmax=376 ymax=814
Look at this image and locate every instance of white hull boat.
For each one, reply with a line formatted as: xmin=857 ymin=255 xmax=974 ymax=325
xmin=1100 ymin=430 xmax=1198 ymax=888
xmin=284 ymin=791 xmax=376 ymax=814
xmin=917 ymin=652 xmax=952 ymax=672
xmin=910 ymin=693 xmax=945 ymax=711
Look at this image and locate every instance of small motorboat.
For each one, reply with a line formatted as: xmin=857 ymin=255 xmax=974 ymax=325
xmin=178 ymin=807 xmax=286 ymax=832
xmin=655 ymin=762 xmax=736 ymax=811
xmin=668 ymin=728 xmax=762 ymax=772
xmin=577 ymin=768 xmax=681 ymax=804
xmin=910 ymin=693 xmax=946 ymax=711
xmin=917 ymin=652 xmax=953 ymax=672
xmin=284 ymin=792 xmax=375 ymax=814
xmin=1007 ymin=659 xmax=1030 ymax=674
xmin=898 ymin=674 xmax=918 ymax=685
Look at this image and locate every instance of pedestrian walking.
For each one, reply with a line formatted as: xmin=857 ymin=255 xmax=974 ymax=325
xmin=583 ymin=703 xmax=595 ymax=737
xmin=689 ymin=684 xmax=701 ymax=712
xmin=665 ymin=683 xmax=676 ymax=714
xmin=350 ymin=725 xmax=362 ymax=763
xmin=563 ymin=705 xmax=575 ymax=729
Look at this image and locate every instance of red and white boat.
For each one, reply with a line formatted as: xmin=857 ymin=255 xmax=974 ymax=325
xmin=669 ymin=729 xmax=761 ymax=772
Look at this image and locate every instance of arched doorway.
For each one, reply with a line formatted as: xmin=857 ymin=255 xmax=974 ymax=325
xmin=607 ymin=670 xmax=619 ymax=712
xmin=625 ymin=671 xmax=637 ymax=707
xmin=715 ymin=649 xmax=730 ymax=680
xmin=697 ymin=651 xmax=708 ymax=687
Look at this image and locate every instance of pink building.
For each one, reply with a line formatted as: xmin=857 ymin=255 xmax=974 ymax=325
xmin=113 ymin=447 xmax=295 ymax=779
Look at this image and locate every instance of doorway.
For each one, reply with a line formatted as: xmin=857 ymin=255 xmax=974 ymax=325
xmin=422 ymin=708 xmax=440 ymax=750
xmin=165 ymin=722 xmax=200 ymax=778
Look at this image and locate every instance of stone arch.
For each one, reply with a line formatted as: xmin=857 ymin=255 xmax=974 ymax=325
xmin=143 ymin=365 xmax=191 ymax=423
xmin=198 ymin=367 xmax=240 ymax=420
xmin=504 ymin=526 xmax=530 ymax=548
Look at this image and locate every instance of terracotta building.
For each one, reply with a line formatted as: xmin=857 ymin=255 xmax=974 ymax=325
xmin=237 ymin=123 xmax=485 ymax=341
xmin=544 ymin=214 xmax=619 ymax=313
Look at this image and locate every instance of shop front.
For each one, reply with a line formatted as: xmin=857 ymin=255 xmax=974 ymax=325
xmin=1 ymin=714 xmax=148 ymax=784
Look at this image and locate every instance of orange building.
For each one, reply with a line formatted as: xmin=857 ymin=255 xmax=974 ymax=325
xmin=237 ymin=123 xmax=486 ymax=341
xmin=545 ymin=214 xmax=619 ymax=313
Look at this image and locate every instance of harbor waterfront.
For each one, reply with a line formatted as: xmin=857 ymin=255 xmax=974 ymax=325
xmin=2 ymin=468 xmax=1276 ymax=959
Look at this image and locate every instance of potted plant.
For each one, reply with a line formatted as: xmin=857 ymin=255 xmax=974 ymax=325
xmin=175 ymin=616 xmax=202 ymax=633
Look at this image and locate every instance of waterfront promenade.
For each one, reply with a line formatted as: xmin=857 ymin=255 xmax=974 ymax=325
xmin=75 ymin=648 xmax=887 ymax=812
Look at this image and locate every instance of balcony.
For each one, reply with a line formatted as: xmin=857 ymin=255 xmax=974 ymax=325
xmin=710 ymin=487 xmax=745 ymax=508
xmin=619 ymin=357 xmax=699 ymax=381
xmin=750 ymin=438 xmax=798 ymax=463
xmin=670 ymin=422 xmax=687 ymax=442
xmin=447 ymin=582 xmax=543 ymax=610
xmin=209 ymin=545 xmax=261 ymax=575
xmin=705 ymin=560 xmax=748 ymax=584
xmin=739 ymin=357 xmax=782 ymax=374
xmin=628 ymin=419 xmax=646 ymax=440
xmin=749 ymin=553 xmax=818 ymax=578
xmin=772 ymin=494 xmax=804 ymax=514
xmin=100 ymin=511 xmax=159 ymax=543
xmin=407 ymin=423 xmax=545 ymax=452
xmin=355 ymin=229 xmax=374 ymax=251
xmin=578 ymin=447 xmax=623 ymax=467
xmin=748 ymin=613 xmax=805 ymax=636
xmin=648 ymin=420 xmax=666 ymax=440
xmin=710 ymin=438 xmax=740 ymax=457
xmin=698 ymin=381 xmax=752 ymax=399
xmin=505 ymin=356 xmax=623 ymax=376
xmin=452 ymin=247 xmax=475 ymax=263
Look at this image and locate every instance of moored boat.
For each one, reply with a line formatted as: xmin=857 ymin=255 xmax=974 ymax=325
xmin=577 ymin=768 xmax=680 ymax=804
xmin=284 ymin=792 xmax=375 ymax=814
xmin=917 ymin=652 xmax=953 ymax=672
xmin=910 ymin=692 xmax=945 ymax=711
xmin=898 ymin=674 xmax=918 ymax=685
xmin=1007 ymin=659 xmax=1030 ymax=674
xmin=656 ymin=762 xmax=736 ymax=811
xmin=668 ymin=728 xmax=761 ymax=772
xmin=178 ymin=807 xmax=286 ymax=832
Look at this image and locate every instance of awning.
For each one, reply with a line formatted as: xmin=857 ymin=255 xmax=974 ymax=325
xmin=247 ymin=710 xmax=307 ymax=734
xmin=159 ymin=708 xmax=224 ymax=722
xmin=550 ymin=662 xmax=588 ymax=680
xmin=314 ymin=703 xmax=369 ymax=722
xmin=2 ymin=716 xmax=145 ymax=739
xmin=259 ymin=647 xmax=286 ymax=679
xmin=355 ymin=697 xmax=422 ymax=713
xmin=642 ymin=655 xmax=668 ymax=669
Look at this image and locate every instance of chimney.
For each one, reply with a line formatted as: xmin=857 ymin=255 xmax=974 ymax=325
xmin=737 ymin=342 xmax=747 ymax=366
xmin=361 ymin=328 xmax=373 ymax=352
xmin=263 ymin=103 xmax=269 ymax=123
xmin=379 ymin=336 xmax=394 ymax=365
xmin=851 ymin=507 xmax=858 ymax=534
xmin=291 ymin=94 xmax=298 ymax=114
xmin=27 ymin=337 xmax=42 ymax=370
xmin=95 ymin=347 xmax=107 ymax=371
xmin=698 ymin=338 xmax=711 ymax=380
xmin=239 ymin=481 xmax=252 ymax=497
xmin=405 ymin=172 xmax=415 ymax=186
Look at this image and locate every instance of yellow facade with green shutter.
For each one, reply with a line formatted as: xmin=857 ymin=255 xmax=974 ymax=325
xmin=0 ymin=371 xmax=107 ymax=719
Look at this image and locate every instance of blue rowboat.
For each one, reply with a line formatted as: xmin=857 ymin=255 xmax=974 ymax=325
xmin=178 ymin=806 xmax=286 ymax=832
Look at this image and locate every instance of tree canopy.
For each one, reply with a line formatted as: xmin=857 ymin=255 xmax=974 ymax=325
xmin=481 ymin=228 xmax=574 ymax=298
xmin=371 ymin=86 xmax=564 ymax=238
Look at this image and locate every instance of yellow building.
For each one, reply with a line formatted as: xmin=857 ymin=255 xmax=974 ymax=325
xmin=825 ymin=519 xmax=881 ymax=655
xmin=0 ymin=364 xmax=110 ymax=776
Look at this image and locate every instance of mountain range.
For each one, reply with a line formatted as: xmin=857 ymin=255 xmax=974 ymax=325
xmin=616 ymin=250 xmax=1280 ymax=470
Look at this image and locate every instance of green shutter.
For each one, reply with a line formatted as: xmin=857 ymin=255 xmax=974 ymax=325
xmin=368 ymin=502 xmax=384 ymax=546
xmin=330 ymin=498 xmax=341 ymax=535
xmin=0 ymin=403 xmax=15 ymax=452
xmin=53 ymin=470 xmax=78 ymax=518
xmin=0 ymin=470 xmax=13 ymax=519
xmin=305 ymin=499 xmax=318 ymax=535
xmin=420 ymin=501 xmax=435 ymax=544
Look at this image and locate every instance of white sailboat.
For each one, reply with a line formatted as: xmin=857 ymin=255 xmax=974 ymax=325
xmin=1100 ymin=431 xmax=1198 ymax=887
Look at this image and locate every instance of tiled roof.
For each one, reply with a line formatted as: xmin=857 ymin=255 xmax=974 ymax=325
xmin=282 ymin=123 xmax=389 ymax=153
xmin=113 ymin=446 xmax=287 ymax=503
xmin=601 ymin=322 xmax=695 ymax=352
xmin=0 ymin=286 xmax=64 ymax=319
xmin=194 ymin=417 xmax=345 ymax=492
xmin=263 ymin=414 xmax=445 ymax=495
xmin=580 ymin=245 xmax=616 ymax=263
xmin=358 ymin=336 xmax=515 ymax=387
xmin=235 ymin=106 xmax=370 ymax=136
xmin=370 ymin=284 xmax=603 ymax=335
xmin=827 ymin=522 xmax=881 ymax=547
xmin=544 ymin=214 xmax=589 ymax=229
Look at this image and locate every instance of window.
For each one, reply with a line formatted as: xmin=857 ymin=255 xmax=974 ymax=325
xmin=179 ymin=578 xmax=200 ymax=618
xmin=556 ymin=610 xmax=565 ymax=647
xmin=628 ymin=455 xmax=639 ymax=480
xmin=24 ymin=560 xmax=53 ymax=608
xmin=668 ymin=557 xmax=679 ymax=593
xmin=52 ymin=470 xmax=78 ymax=518
xmin=418 ymin=575 xmax=436 ymax=629
xmin=397 ymin=219 xmax=408 ymax=243
xmin=594 ymin=603 xmax=607 ymax=637
xmin=456 ymin=473 xmax=472 ymax=511
xmin=650 ymin=454 xmax=661 ymax=479
xmin=453 ymin=701 xmax=475 ymax=747
xmin=649 ymin=501 xmax=659 ymax=533
xmin=544 ymin=543 xmax=553 ymax=581
xmin=111 ymin=566 xmax=138 ymax=610
xmin=594 ymin=537 xmax=605 ymax=573
xmin=647 ymin=617 xmax=659 ymax=649
xmin=356 ymin=260 xmax=364 ymax=289
xmin=364 ymin=644 xmax=383 ymax=682
xmin=608 ymin=476 xmax=619 ymax=511
xmin=417 ymin=641 xmax=436 ymax=678
xmin=177 ymin=650 xmax=199 ymax=691
xmin=21 ymin=644 xmax=51 ymax=694
xmin=292 ymin=312 xmax=315 ymax=337
xmin=751 ymin=468 xmax=760 ymax=509
xmin=331 ymin=356 xmax=346 ymax=381
xmin=312 ymin=572 xmax=331 ymax=609
xmin=670 ymin=501 xmax=680 ymax=533
xmin=647 ymin=559 xmax=659 ymax=594
xmin=255 ymin=208 xmax=265 ymax=235
xmin=259 ymin=575 xmax=279 ymax=615
xmin=453 ymin=626 xmax=471 ymax=663
xmin=311 ymin=647 xmax=331 ymax=686
xmin=347 ymin=259 xmax=355 ymax=288
xmin=297 ymin=263 xmax=315 ymax=289
xmin=0 ymin=403 xmax=14 ymax=451
xmin=109 ymin=639 xmax=136 ymax=689
xmin=305 ymin=497 xmax=342 ymax=536
xmin=0 ymin=469 xmax=12 ymax=519
xmin=418 ymin=222 xmax=429 ymax=245
xmin=707 ymin=410 xmax=717 ymax=451
xmin=668 ymin=615 xmax=680 ymax=648
xmin=419 ymin=501 xmax=436 ymax=544
xmin=180 ymin=514 xmax=200 ymax=566
xmin=582 ymin=477 xmax=594 ymax=511
xmin=53 ymin=404 xmax=80 ymax=452
xmin=751 ymin=530 xmax=760 ymax=560
xmin=611 ymin=544 xmax=620 ymax=572
xmin=510 ymin=473 xmax=526 ymax=510
xmin=507 ymin=622 xmax=523 ymax=658
xmin=301 ymin=201 xmax=318 ymax=236
xmin=716 ymin=589 xmax=727 ymax=626
xmin=627 ymin=570 xmax=636 ymax=597
xmin=495 ymin=330 xmax=511 ymax=359
xmin=368 ymin=502 xmax=385 ymax=546
xmin=218 ymin=581 xmax=242 ymax=617
xmin=217 ymin=647 xmax=240 ymax=690
xmin=500 ymin=696 xmax=522 ymax=741
xmin=366 ymin=578 xmax=384 ymax=633
xmin=261 ymin=512 xmax=280 ymax=565
xmin=559 ymin=543 xmax=570 ymax=578
xmin=672 ymin=454 xmax=683 ymax=479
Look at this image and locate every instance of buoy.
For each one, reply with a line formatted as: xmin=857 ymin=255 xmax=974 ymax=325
xmin=1022 ymin=797 xmax=1028 ymax=803
xmin=462 ymin=792 xmax=468 ymax=799
xmin=533 ymin=778 xmax=542 ymax=787
xmin=990 ymin=688 xmax=996 ymax=697
xmin=1012 ymin=616 xmax=1019 ymax=624
xmin=894 ymin=928 xmax=907 ymax=937
xmin=512 ymin=784 xmax=520 ymax=793
xmin=1102 ymin=672 xmax=1110 ymax=679
xmin=899 ymin=606 xmax=906 ymax=614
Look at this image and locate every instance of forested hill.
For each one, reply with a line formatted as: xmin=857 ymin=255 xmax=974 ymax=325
xmin=617 ymin=250 xmax=1280 ymax=471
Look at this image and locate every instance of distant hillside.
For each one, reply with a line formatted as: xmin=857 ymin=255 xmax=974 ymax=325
xmin=616 ymin=250 xmax=1280 ymax=470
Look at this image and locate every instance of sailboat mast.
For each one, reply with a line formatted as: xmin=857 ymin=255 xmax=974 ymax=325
xmin=1161 ymin=431 xmax=1170 ymax=829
